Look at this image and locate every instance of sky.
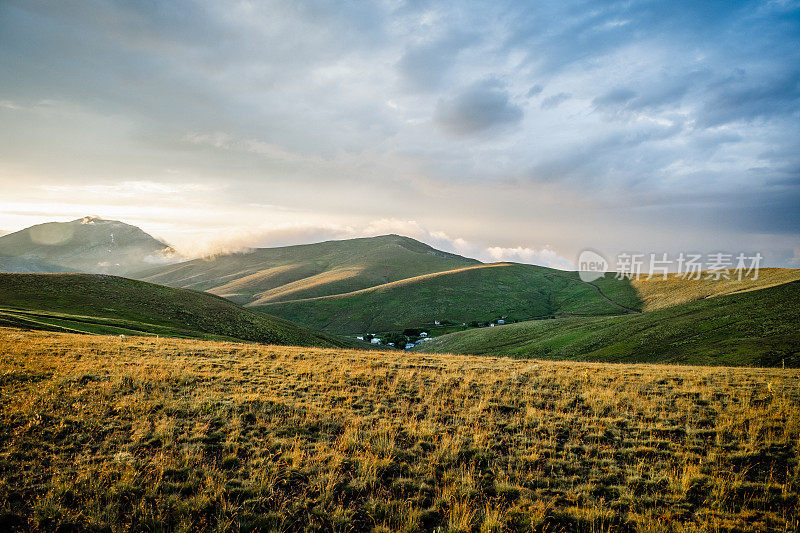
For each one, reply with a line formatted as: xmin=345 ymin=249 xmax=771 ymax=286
xmin=1 ymin=0 xmax=799 ymax=269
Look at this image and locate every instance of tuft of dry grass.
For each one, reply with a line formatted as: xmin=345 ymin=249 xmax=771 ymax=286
xmin=0 ymin=327 xmax=798 ymax=532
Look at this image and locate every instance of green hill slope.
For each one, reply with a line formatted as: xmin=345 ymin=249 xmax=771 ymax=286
xmin=0 ymin=216 xmax=174 ymax=275
xmin=0 ymin=273 xmax=359 ymax=348
xmin=414 ymin=280 xmax=800 ymax=367
xmin=135 ymin=234 xmax=480 ymax=305
xmin=630 ymin=267 xmax=800 ymax=310
xmin=256 ymin=264 xmax=640 ymax=334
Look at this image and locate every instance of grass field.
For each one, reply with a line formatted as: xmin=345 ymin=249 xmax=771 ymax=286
xmin=1 ymin=328 xmax=798 ymax=531
xmin=0 ymin=273 xmax=360 ymax=349
xmin=415 ymin=280 xmax=800 ymax=367
xmin=256 ymin=266 xmax=639 ymax=335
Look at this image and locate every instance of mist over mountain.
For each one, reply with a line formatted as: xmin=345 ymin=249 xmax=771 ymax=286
xmin=0 ymin=216 xmax=175 ymax=275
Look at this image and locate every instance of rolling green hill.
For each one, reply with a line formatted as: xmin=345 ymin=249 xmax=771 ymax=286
xmin=414 ymin=280 xmax=800 ymax=367
xmin=256 ymin=264 xmax=640 ymax=334
xmin=2 ymin=228 xmax=644 ymax=337
xmin=630 ymin=267 xmax=800 ymax=310
xmin=135 ymin=234 xmax=480 ymax=305
xmin=0 ymin=216 xmax=174 ymax=275
xmin=0 ymin=273 xmax=360 ymax=348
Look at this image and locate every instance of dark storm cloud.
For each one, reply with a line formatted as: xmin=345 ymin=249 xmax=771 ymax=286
xmin=434 ymin=79 xmax=523 ymax=135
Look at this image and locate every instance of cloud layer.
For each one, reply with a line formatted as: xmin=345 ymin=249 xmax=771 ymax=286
xmin=0 ymin=0 xmax=798 ymax=265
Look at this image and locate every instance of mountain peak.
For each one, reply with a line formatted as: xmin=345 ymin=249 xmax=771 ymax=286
xmin=79 ymin=215 xmax=103 ymax=224
xmin=0 ymin=217 xmax=175 ymax=275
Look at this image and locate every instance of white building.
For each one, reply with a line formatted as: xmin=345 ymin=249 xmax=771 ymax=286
xmin=420 ymin=331 xmax=428 ymax=337
xmin=371 ymin=338 xmax=381 ymax=344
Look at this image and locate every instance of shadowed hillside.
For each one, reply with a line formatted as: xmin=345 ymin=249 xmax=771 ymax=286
xmin=415 ymin=280 xmax=800 ymax=367
xmin=0 ymin=273 xmax=360 ymax=348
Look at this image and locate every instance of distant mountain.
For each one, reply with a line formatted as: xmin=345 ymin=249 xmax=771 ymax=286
xmin=414 ymin=280 xmax=800 ymax=367
xmin=135 ymin=234 xmax=480 ymax=305
xmin=0 ymin=255 xmax=69 ymax=274
xmin=0 ymin=216 xmax=175 ymax=274
xmin=0 ymin=273 xmax=362 ymax=348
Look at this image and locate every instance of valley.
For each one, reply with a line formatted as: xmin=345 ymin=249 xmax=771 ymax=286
xmin=2 ymin=218 xmax=800 ymax=367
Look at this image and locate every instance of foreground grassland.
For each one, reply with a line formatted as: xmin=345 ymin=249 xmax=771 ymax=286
xmin=1 ymin=329 xmax=799 ymax=532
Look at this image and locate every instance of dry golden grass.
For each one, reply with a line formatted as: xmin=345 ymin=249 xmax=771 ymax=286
xmin=209 ymin=264 xmax=315 ymax=300
xmin=631 ymin=268 xmax=800 ymax=311
xmin=247 ymin=268 xmax=365 ymax=306
xmin=1 ymin=327 xmax=798 ymax=532
xmin=254 ymin=263 xmax=513 ymax=305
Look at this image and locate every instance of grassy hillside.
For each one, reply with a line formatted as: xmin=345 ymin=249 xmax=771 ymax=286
xmin=135 ymin=234 xmax=480 ymax=305
xmin=416 ymin=280 xmax=800 ymax=367
xmin=631 ymin=267 xmax=800 ymax=310
xmin=0 ymin=216 xmax=173 ymax=275
xmin=0 ymin=273 xmax=359 ymax=348
xmin=136 ymin=235 xmax=647 ymax=335
xmin=1 ymin=328 xmax=798 ymax=532
xmin=257 ymin=264 xmax=640 ymax=334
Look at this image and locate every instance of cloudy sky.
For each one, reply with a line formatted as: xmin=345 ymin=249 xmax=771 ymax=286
xmin=1 ymin=0 xmax=798 ymax=268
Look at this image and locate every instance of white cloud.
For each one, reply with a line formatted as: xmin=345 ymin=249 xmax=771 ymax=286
xmin=1 ymin=1 xmax=798 ymax=265
xmin=184 ymin=132 xmax=313 ymax=164
xmin=486 ymin=246 xmax=575 ymax=270
xmin=184 ymin=217 xmax=575 ymax=270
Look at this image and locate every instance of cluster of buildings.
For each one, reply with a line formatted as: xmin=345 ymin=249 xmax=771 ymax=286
xmin=356 ymin=317 xmax=510 ymax=349
xmin=356 ymin=331 xmax=431 ymax=349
